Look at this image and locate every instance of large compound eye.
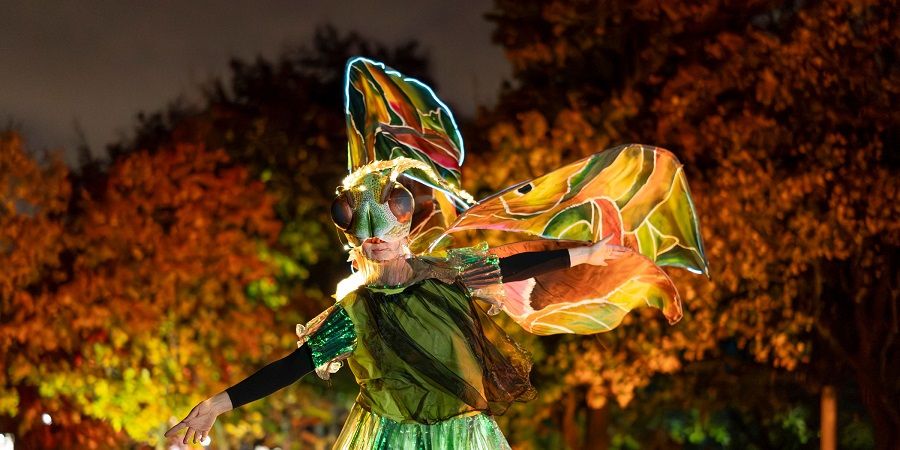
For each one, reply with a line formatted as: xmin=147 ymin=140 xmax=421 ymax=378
xmin=386 ymin=183 xmax=413 ymax=222
xmin=330 ymin=192 xmax=354 ymax=230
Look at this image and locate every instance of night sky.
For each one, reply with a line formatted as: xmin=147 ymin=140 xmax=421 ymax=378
xmin=0 ymin=0 xmax=509 ymax=166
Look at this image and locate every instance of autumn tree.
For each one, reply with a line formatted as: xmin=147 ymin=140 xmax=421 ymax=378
xmin=474 ymin=0 xmax=898 ymax=448
xmin=0 ymin=134 xmax=295 ymax=448
xmin=0 ymin=132 xmax=122 ymax=448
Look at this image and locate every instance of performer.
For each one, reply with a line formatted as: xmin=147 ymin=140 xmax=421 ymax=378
xmin=166 ymin=57 xmax=708 ymax=449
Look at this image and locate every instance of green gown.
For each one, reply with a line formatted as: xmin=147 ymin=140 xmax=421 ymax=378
xmin=297 ymin=251 xmax=534 ymax=450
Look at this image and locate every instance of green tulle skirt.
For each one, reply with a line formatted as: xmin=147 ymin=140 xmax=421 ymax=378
xmin=333 ymin=402 xmax=511 ymax=450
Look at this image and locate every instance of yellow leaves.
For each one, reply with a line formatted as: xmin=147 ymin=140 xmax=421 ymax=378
xmin=93 ymin=379 xmax=110 ymax=398
xmin=223 ymin=411 xmax=267 ymax=442
xmin=110 ymin=328 xmax=129 ymax=349
xmin=8 ymin=353 xmax=33 ymax=383
xmin=0 ymin=388 xmax=19 ymax=416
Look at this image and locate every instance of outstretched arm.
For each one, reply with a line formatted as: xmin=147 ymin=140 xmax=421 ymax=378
xmin=499 ymin=235 xmax=629 ymax=282
xmin=225 ymin=345 xmax=314 ymax=408
xmin=165 ymin=345 xmax=315 ymax=445
xmin=499 ymin=248 xmax=570 ymax=282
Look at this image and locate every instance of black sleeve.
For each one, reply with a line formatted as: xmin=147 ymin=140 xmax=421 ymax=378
xmin=224 ymin=344 xmax=315 ymax=409
xmin=498 ymin=248 xmax=571 ymax=282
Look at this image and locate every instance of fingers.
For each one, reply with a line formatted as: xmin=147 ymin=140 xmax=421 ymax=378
xmin=164 ymin=421 xmax=186 ymax=438
xmin=170 ymin=425 xmax=210 ymax=446
xmin=598 ymin=233 xmax=614 ymax=244
xmin=166 ymin=403 xmax=202 ymax=440
xmin=593 ymin=243 xmax=630 ymax=265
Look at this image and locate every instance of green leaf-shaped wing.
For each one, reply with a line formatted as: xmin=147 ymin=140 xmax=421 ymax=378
xmin=440 ymin=144 xmax=708 ymax=275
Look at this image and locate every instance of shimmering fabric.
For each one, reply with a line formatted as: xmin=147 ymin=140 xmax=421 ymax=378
xmin=297 ymin=305 xmax=357 ymax=380
xmin=333 ymin=403 xmax=511 ymax=450
xmin=421 ymin=242 xmax=503 ymax=295
xmin=485 ymin=240 xmax=684 ymax=335
xmin=340 ymin=278 xmax=535 ymax=425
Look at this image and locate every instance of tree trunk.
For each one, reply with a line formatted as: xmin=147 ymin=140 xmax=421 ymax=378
xmin=562 ymin=391 xmax=579 ymax=450
xmin=857 ymin=373 xmax=900 ymax=450
xmin=584 ymin=402 xmax=610 ymax=450
xmin=851 ymin=254 xmax=900 ymax=450
xmin=820 ymin=385 xmax=836 ymax=450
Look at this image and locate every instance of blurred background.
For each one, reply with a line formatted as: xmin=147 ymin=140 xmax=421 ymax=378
xmin=0 ymin=0 xmax=896 ymax=449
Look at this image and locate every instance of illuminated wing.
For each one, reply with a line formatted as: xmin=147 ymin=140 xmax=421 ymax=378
xmin=344 ymin=57 xmax=470 ymax=205
xmin=439 ymin=144 xmax=708 ymax=335
xmin=486 ymin=240 xmax=681 ymax=335
xmin=438 ymin=144 xmax=707 ymax=275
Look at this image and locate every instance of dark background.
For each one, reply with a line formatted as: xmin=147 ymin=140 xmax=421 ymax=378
xmin=0 ymin=0 xmax=506 ymax=164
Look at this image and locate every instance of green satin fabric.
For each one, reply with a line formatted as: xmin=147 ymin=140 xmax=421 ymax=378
xmin=333 ymin=402 xmax=511 ymax=450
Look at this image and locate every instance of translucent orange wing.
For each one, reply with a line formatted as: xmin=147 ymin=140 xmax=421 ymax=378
xmin=439 ymin=144 xmax=708 ymax=335
xmin=439 ymin=144 xmax=707 ymax=274
xmin=487 ymin=240 xmax=681 ymax=335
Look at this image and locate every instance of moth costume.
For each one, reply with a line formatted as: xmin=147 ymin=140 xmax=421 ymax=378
xmin=223 ymin=57 xmax=709 ymax=449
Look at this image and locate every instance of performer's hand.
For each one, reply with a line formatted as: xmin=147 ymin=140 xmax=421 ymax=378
xmin=165 ymin=392 xmax=232 ymax=445
xmin=569 ymin=234 xmax=630 ymax=267
xmin=586 ymin=234 xmax=630 ymax=266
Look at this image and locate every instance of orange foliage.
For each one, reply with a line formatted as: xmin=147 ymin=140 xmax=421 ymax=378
xmin=480 ymin=0 xmax=898 ymax=447
xmin=1 ymin=136 xmax=287 ymax=448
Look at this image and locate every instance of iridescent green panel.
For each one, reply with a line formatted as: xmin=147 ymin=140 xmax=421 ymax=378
xmin=305 ymin=305 xmax=357 ymax=368
xmin=333 ymin=403 xmax=511 ymax=450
